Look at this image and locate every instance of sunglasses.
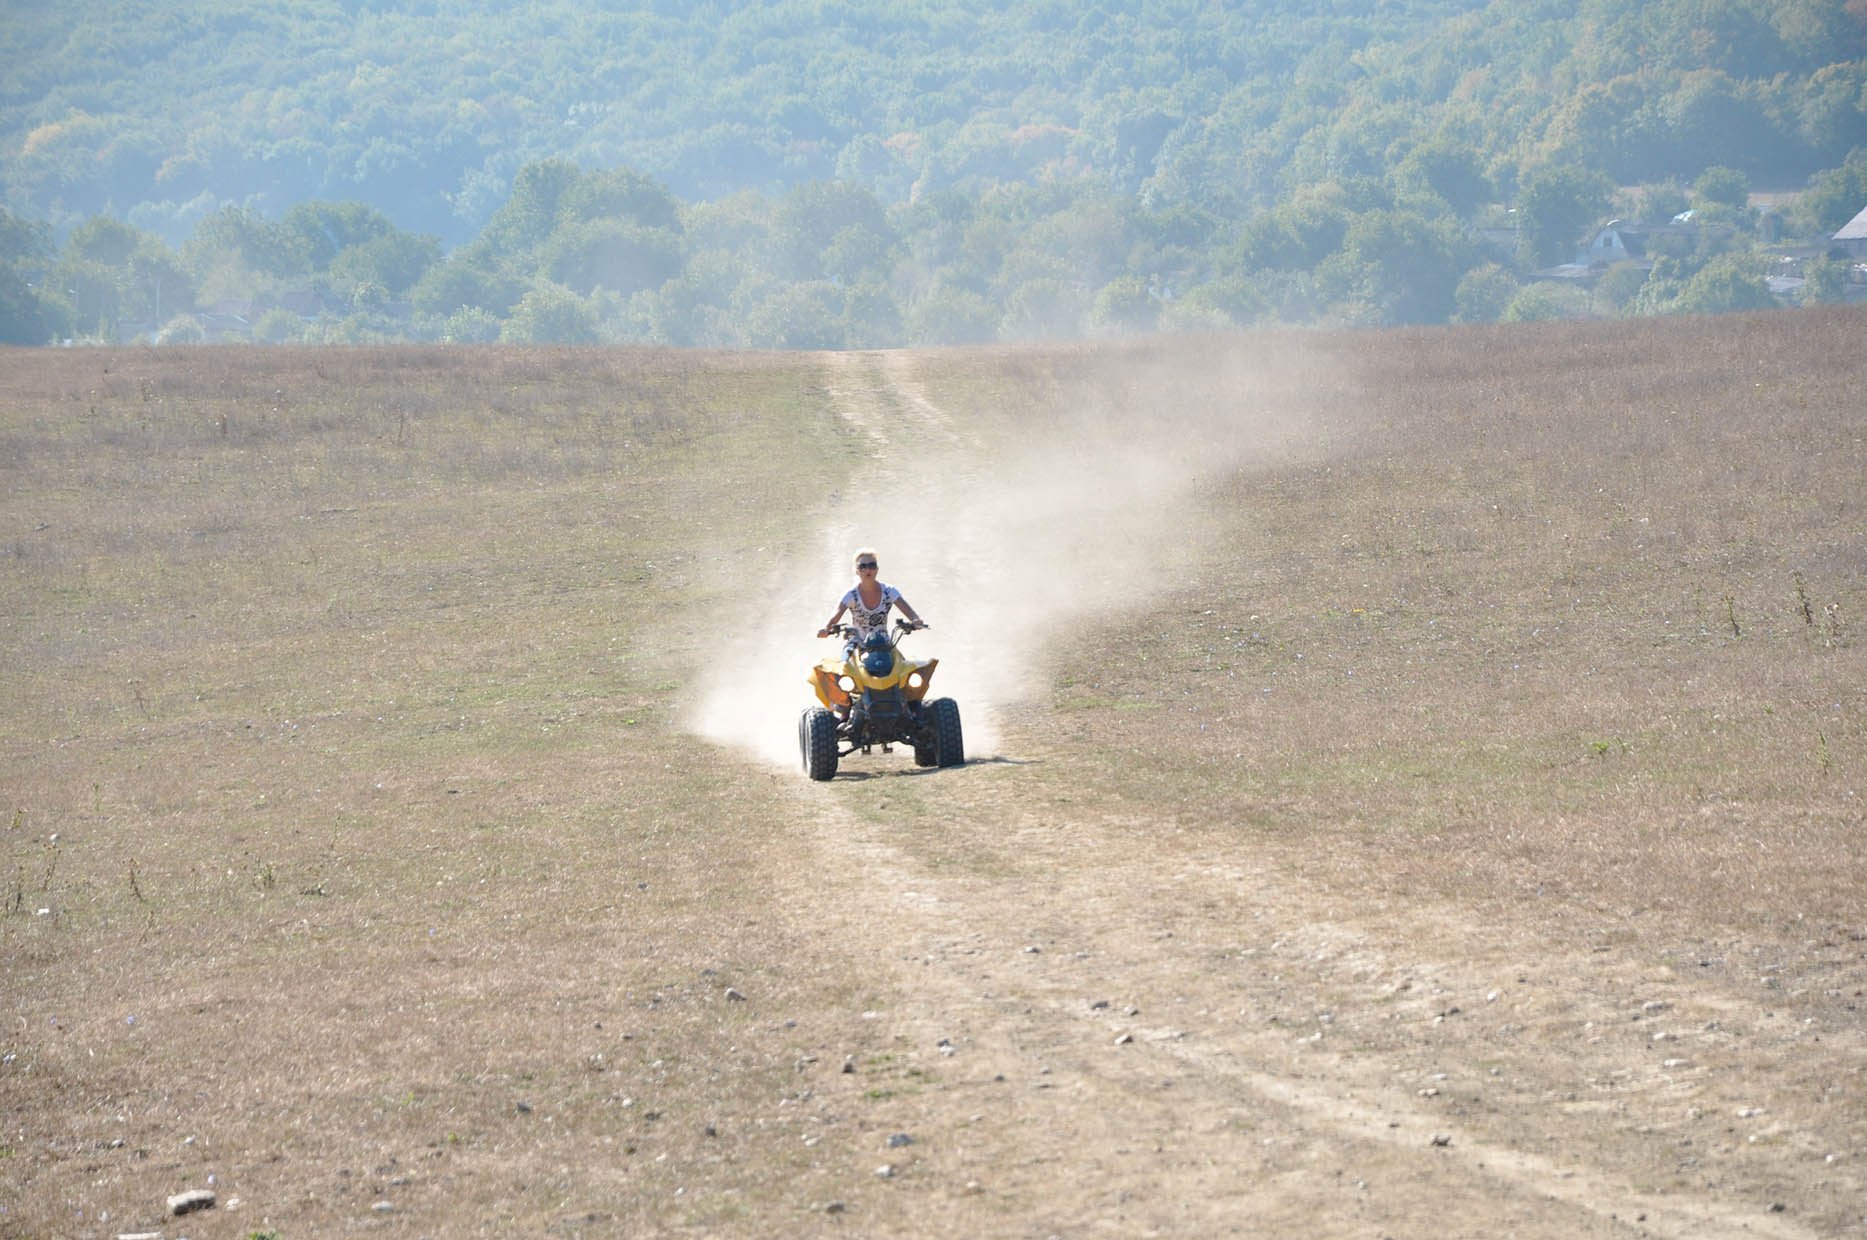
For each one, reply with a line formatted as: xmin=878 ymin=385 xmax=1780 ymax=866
xmin=857 ymin=562 xmax=878 ymax=570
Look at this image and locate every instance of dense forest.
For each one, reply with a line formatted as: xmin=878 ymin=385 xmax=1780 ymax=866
xmin=3 ymin=0 xmax=1866 ymax=345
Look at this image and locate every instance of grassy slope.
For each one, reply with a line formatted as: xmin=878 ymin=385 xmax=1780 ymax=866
xmin=2 ymin=312 xmax=1864 ymax=1235
xmin=1000 ymin=314 xmax=1867 ymax=928
xmin=1 ymin=346 xmax=875 ymax=1233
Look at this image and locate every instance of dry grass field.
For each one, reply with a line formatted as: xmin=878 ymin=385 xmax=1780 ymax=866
xmin=2 ymin=309 xmax=1863 ymax=1238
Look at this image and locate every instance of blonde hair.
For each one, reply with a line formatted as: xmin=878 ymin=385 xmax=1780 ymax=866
xmin=852 ymin=547 xmax=879 ymax=570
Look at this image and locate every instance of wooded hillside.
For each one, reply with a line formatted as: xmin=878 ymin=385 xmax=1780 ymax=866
xmin=3 ymin=0 xmax=1865 ymax=344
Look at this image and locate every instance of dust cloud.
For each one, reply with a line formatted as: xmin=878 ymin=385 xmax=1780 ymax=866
xmin=686 ymin=342 xmax=1317 ymax=771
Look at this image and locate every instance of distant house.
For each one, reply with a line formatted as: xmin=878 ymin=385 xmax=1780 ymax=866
xmin=1567 ymin=214 xmax=1740 ymax=273
xmin=1581 ymin=220 xmax=1646 ymax=266
xmin=1833 ymin=205 xmax=1867 ymax=258
xmin=1528 ymin=220 xmax=1654 ymax=284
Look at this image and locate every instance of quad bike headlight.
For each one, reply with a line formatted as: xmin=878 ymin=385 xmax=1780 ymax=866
xmin=837 ymin=675 xmax=857 ymax=693
xmin=907 ymin=672 xmax=924 ymax=689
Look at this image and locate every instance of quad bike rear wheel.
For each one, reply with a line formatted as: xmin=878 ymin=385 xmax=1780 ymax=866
xmin=800 ymin=707 xmax=839 ymax=781
xmin=929 ymin=697 xmax=964 ymax=768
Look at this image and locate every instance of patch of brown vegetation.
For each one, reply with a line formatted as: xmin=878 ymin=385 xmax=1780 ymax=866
xmin=3 ymin=311 xmax=1863 ymax=1237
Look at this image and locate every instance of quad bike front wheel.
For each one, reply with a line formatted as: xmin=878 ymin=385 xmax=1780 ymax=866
xmin=799 ymin=706 xmax=839 ymax=781
xmin=929 ymin=697 xmax=964 ymax=768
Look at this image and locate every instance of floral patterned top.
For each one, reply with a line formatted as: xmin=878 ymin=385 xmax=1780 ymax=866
xmin=840 ymin=582 xmax=903 ymax=640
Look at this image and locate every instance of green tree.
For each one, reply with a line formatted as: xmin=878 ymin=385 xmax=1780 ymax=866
xmin=410 ymin=252 xmax=525 ymax=316
xmin=183 ymin=206 xmax=308 ymax=288
xmin=1593 ymin=261 xmax=1650 ymax=315
xmin=540 ymin=219 xmax=683 ymax=296
xmin=482 ymin=160 xmax=583 ymax=259
xmin=1693 ymin=165 xmax=1750 ymax=209
xmin=1001 ymin=276 xmax=1085 ymax=340
xmin=1234 ymin=182 xmax=1370 ymax=271
xmin=1 ymin=208 xmax=55 ymax=271
xmin=154 ymin=315 xmax=205 ymax=345
xmin=1656 ymin=70 xmax=1778 ymax=176
xmin=0 ymin=262 xmax=59 ymax=343
xmin=1176 ymin=275 xmax=1268 ymax=328
xmin=774 ymin=181 xmax=893 ymax=281
xmin=57 ymin=217 xmax=194 ymax=336
xmin=328 ymin=230 xmax=441 ymax=298
xmin=1392 ymin=137 xmax=1492 ymax=217
xmin=1535 ymin=78 xmax=1644 ymax=174
xmin=822 ymin=224 xmax=895 ymax=286
xmin=561 ymin=166 xmax=683 ymax=232
xmin=634 ymin=251 xmax=748 ymax=347
xmin=1087 ymin=275 xmax=1159 ymax=334
xmin=1794 ymin=65 xmax=1867 ymax=165
xmin=1800 ymin=257 xmax=1847 ymax=304
xmin=1672 ymin=254 xmax=1774 ymax=314
xmin=1626 ymin=254 xmax=1694 ymax=315
xmin=841 ymin=281 xmax=904 ymax=349
xmin=1453 ymin=262 xmax=1518 ymax=324
xmin=56 ymin=258 xmax=120 ymax=337
xmin=1156 ymin=292 xmax=1237 ymax=333
xmin=127 ymin=249 xmax=195 ymax=325
xmin=744 ymin=281 xmax=847 ymax=349
xmin=254 ymin=307 xmax=305 ymax=343
xmin=0 ymin=207 xmax=61 ymax=343
xmin=67 ymin=217 xmax=144 ymax=267
xmin=501 ymin=280 xmax=601 ymax=343
xmin=1501 ymin=282 xmax=1587 ymax=322
xmin=1794 ymin=148 xmax=1867 ymax=233
xmin=435 ymin=306 xmax=502 ymax=343
xmin=314 ymin=314 xmax=394 ymax=345
xmin=1635 ymin=180 xmax=1691 ymax=225
xmin=1316 ymin=208 xmax=1474 ymax=325
xmin=905 ymin=283 xmax=997 ymax=345
xmin=1517 ymin=165 xmax=1615 ymax=266
xmin=283 ymin=202 xmax=397 ymax=270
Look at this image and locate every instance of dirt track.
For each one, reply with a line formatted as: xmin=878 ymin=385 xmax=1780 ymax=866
xmin=773 ymin=749 xmax=1858 ymax=1237
xmin=761 ymin=346 xmax=1865 ymax=1238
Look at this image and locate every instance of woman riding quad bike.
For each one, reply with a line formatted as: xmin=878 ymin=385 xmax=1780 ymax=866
xmin=798 ymin=619 xmax=964 ymax=780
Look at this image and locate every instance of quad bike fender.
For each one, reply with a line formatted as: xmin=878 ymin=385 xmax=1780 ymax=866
xmin=902 ymin=657 xmax=938 ymax=702
xmin=810 ymin=662 xmax=851 ymax=711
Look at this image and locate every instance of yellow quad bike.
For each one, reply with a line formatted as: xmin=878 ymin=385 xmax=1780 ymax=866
xmin=799 ymin=620 xmax=964 ymax=780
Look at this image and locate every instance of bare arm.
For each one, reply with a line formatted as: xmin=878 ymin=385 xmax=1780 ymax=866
xmin=817 ymin=601 xmax=848 ymax=638
xmin=896 ymin=596 xmax=925 ymax=626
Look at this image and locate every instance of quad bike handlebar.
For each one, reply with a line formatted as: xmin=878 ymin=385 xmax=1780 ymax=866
xmin=820 ymin=619 xmax=929 ymax=639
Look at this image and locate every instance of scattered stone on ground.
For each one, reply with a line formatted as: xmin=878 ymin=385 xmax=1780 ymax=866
xmin=167 ymin=1188 xmax=215 ymax=1216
